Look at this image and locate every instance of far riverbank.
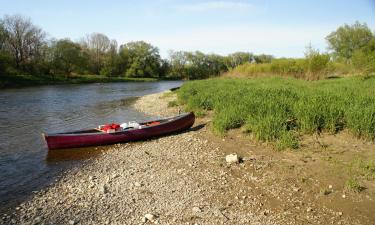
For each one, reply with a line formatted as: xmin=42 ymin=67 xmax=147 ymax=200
xmin=0 ymin=74 xmax=179 ymax=89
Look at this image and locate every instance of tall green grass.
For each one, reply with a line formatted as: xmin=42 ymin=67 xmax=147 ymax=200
xmin=228 ymin=58 xmax=357 ymax=80
xmin=178 ymin=76 xmax=375 ymax=150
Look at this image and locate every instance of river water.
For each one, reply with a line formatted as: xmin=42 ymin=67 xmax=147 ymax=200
xmin=0 ymin=81 xmax=182 ymax=211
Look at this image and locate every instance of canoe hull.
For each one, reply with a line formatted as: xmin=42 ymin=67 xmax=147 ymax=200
xmin=44 ymin=112 xmax=195 ymax=150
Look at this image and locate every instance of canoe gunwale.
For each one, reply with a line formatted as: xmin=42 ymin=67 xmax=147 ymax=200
xmin=44 ymin=112 xmax=192 ymax=137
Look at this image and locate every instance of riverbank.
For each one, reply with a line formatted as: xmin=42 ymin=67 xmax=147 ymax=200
xmin=0 ymin=74 xmax=160 ymax=89
xmin=4 ymin=90 xmax=374 ymax=224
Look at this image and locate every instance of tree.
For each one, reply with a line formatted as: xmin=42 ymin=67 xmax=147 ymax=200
xmin=2 ymin=14 xmax=46 ymax=71
xmin=168 ymin=50 xmax=188 ymax=79
xmin=81 ymin=33 xmax=111 ymax=74
xmin=254 ymin=54 xmax=273 ymax=64
xmin=326 ymin=21 xmax=374 ymax=62
xmin=101 ymin=40 xmax=120 ymax=76
xmin=119 ymin=41 xmax=161 ymax=77
xmin=352 ymin=37 xmax=375 ymax=74
xmin=225 ymin=52 xmax=253 ymax=69
xmin=50 ymin=39 xmax=88 ymax=77
xmin=0 ymin=22 xmax=12 ymax=74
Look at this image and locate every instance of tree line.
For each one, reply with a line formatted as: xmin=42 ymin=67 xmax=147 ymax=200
xmin=0 ymin=14 xmax=374 ymax=81
xmin=230 ymin=21 xmax=375 ymax=80
xmin=0 ymin=14 xmax=274 ymax=80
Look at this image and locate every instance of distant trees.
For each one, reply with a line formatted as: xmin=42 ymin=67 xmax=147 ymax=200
xmin=326 ymin=22 xmax=374 ymax=62
xmin=1 ymin=14 xmax=374 ymax=82
xmin=50 ymin=39 xmax=88 ymax=77
xmin=119 ymin=41 xmax=162 ymax=78
xmin=2 ymin=15 xmax=46 ymax=72
xmin=167 ymin=51 xmax=228 ymax=80
xmin=81 ymin=33 xmax=113 ymax=74
xmin=225 ymin=52 xmax=253 ymax=69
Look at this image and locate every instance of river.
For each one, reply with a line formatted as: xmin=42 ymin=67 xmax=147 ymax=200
xmin=0 ymin=81 xmax=182 ymax=211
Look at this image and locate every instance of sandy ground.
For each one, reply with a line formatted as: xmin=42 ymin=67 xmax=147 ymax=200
xmin=2 ymin=91 xmax=374 ymax=225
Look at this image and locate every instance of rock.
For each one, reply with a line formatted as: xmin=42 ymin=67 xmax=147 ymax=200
xmin=100 ymin=185 xmax=108 ymax=194
xmin=143 ymin=213 xmax=155 ymax=222
xmin=328 ymin=185 xmax=333 ymax=189
xmin=338 ymin=211 xmax=343 ymax=216
xmin=225 ymin=154 xmax=239 ymax=164
xmin=192 ymin=206 xmax=202 ymax=213
xmin=342 ymin=194 xmax=346 ymax=198
xmin=134 ymin=182 xmax=142 ymax=187
xmin=69 ymin=220 xmax=76 ymax=225
xmin=306 ymin=207 xmax=312 ymax=212
xmin=293 ymin=187 xmax=301 ymax=192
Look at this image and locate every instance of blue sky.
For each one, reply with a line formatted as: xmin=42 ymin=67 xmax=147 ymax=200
xmin=0 ymin=0 xmax=374 ymax=58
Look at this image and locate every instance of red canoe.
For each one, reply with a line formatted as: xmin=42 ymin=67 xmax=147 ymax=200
xmin=43 ymin=112 xmax=195 ymax=150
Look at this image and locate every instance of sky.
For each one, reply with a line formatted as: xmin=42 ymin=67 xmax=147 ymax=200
xmin=0 ymin=0 xmax=374 ymax=58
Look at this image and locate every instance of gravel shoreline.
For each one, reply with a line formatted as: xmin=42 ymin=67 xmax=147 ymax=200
xmin=2 ymin=91 xmax=364 ymax=224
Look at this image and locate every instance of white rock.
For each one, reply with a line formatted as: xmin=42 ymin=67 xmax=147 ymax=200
xmin=226 ymin=154 xmax=239 ymax=164
xmin=329 ymin=185 xmax=333 ymax=189
xmin=134 ymin=182 xmax=142 ymax=187
xmin=143 ymin=213 xmax=155 ymax=222
xmin=192 ymin=206 xmax=202 ymax=213
xmin=69 ymin=220 xmax=75 ymax=225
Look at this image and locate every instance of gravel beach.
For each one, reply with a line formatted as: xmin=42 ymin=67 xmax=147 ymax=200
xmin=3 ymin=91 xmax=372 ymax=225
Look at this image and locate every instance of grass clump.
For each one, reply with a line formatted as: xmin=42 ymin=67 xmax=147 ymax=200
xmin=345 ymin=178 xmax=364 ymax=193
xmin=177 ymin=76 xmax=375 ymax=149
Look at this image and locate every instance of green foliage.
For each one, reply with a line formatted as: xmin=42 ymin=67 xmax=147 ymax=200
xmin=254 ymin=54 xmax=274 ymax=64
xmin=326 ymin=21 xmax=374 ymax=61
xmin=178 ymin=76 xmax=375 ymax=149
xmin=345 ymin=178 xmax=364 ymax=193
xmin=167 ymin=51 xmax=228 ymax=80
xmin=119 ymin=41 xmax=161 ymax=78
xmin=50 ymin=39 xmax=88 ymax=77
xmin=225 ymin=52 xmax=253 ymax=68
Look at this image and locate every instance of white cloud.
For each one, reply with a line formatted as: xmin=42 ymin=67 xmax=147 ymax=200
xmin=176 ymin=1 xmax=254 ymax=12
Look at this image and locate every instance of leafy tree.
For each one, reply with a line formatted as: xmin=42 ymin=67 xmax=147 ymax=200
xmin=2 ymin=15 xmax=46 ymax=71
xmin=254 ymin=54 xmax=273 ymax=64
xmin=352 ymin=37 xmax=375 ymax=74
xmin=168 ymin=50 xmax=188 ymax=79
xmin=50 ymin=39 xmax=88 ymax=77
xmin=225 ymin=52 xmax=253 ymax=69
xmin=119 ymin=41 xmax=161 ymax=78
xmin=81 ymin=33 xmax=111 ymax=74
xmin=326 ymin=21 xmax=374 ymax=62
xmin=0 ymin=21 xmax=11 ymax=74
xmin=100 ymin=40 xmax=121 ymax=76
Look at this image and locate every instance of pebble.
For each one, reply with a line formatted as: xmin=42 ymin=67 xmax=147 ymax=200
xmin=225 ymin=154 xmax=239 ymax=164
xmin=328 ymin=185 xmax=333 ymax=189
xmin=192 ymin=206 xmax=202 ymax=213
xmin=307 ymin=207 xmax=313 ymax=212
xmin=100 ymin=185 xmax=108 ymax=194
xmin=292 ymin=187 xmax=301 ymax=192
xmin=69 ymin=220 xmax=76 ymax=225
xmin=142 ymin=213 xmax=155 ymax=222
xmin=134 ymin=182 xmax=142 ymax=187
